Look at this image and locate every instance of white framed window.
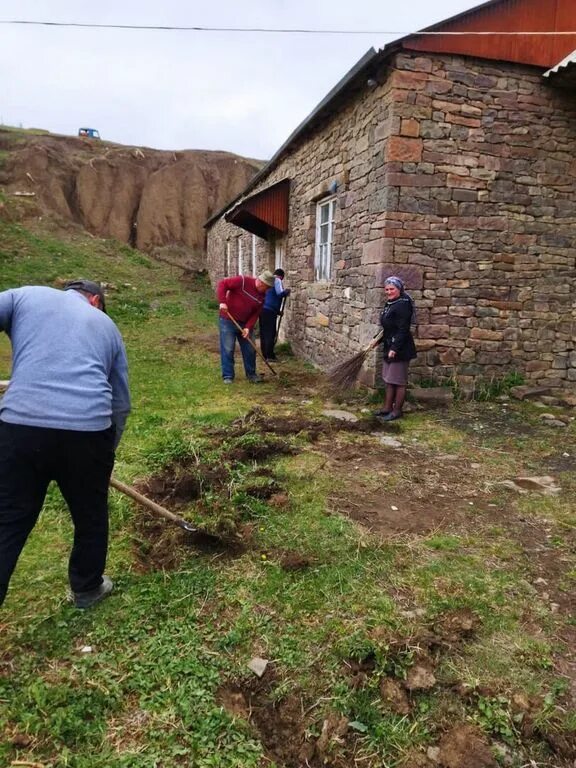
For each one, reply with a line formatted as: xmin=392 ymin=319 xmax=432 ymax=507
xmin=237 ymin=236 xmax=243 ymax=274
xmin=274 ymin=240 xmax=284 ymax=270
xmin=225 ymin=240 xmax=231 ymax=276
xmin=314 ymin=196 xmax=336 ymax=281
xmin=251 ymin=234 xmax=257 ymax=275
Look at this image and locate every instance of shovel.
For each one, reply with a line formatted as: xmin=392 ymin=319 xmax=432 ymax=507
xmin=110 ymin=477 xmax=197 ymax=532
xmin=225 ymin=310 xmax=278 ymax=376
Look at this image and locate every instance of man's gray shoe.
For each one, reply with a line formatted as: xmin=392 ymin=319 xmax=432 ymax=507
xmin=73 ymin=575 xmax=114 ymax=609
xmin=223 ymin=378 xmax=233 ymax=385
xmin=248 ymin=376 xmax=262 ymax=384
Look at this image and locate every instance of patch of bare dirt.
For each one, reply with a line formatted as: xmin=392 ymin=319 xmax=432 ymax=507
xmin=438 ymin=724 xmax=498 ymax=768
xmin=0 ymin=647 xmax=14 ymax=679
xmin=275 ymin=550 xmax=314 ymax=571
xmin=217 ymin=675 xmax=360 ymax=768
xmin=380 ymin=677 xmax=411 ymax=715
xmin=324 ymin=435 xmax=487 ymax=535
xmin=180 ymin=331 xmax=220 ymax=355
xmin=445 ymin=402 xmax=536 ymax=440
xmin=430 ymin=608 xmax=478 ymax=647
xmin=208 ymin=409 xmax=385 ymax=444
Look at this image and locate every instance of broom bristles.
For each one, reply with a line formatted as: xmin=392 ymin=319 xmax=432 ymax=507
xmin=327 ymin=347 xmax=372 ymax=391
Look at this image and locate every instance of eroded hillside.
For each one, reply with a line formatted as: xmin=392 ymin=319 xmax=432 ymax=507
xmin=0 ymin=127 xmax=262 ymax=267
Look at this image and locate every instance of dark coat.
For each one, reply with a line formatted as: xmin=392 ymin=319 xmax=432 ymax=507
xmin=379 ymin=296 xmax=417 ymax=362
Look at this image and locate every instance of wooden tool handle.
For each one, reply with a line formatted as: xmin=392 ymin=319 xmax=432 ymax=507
xmin=110 ymin=477 xmax=196 ymax=532
xmin=225 ymin=311 xmax=278 ymax=376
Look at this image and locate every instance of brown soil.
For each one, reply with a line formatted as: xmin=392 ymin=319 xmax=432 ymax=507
xmin=171 ymin=331 xmax=220 ymax=355
xmin=323 ymin=434 xmax=487 ymax=536
xmin=208 ymin=408 xmax=384 ymax=442
xmin=129 ymin=415 xmax=306 ymax=569
xmin=217 ymin=676 xmax=358 ymax=767
xmin=128 ymin=408 xmax=401 ymax=571
xmin=215 ymin=605 xmax=566 ymax=768
xmin=274 ymin=549 xmax=315 ymax=571
xmin=0 ymin=647 xmax=14 ymax=679
xmin=438 ymin=724 xmax=498 ymax=768
xmin=124 ymin=328 xmax=575 ymax=764
xmin=132 ymin=514 xmax=246 ymax=572
xmin=445 ymin=402 xmax=536 ymax=440
xmin=0 ymin=128 xmax=261 ymax=265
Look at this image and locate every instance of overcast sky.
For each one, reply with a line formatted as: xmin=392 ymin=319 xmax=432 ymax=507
xmin=2 ymin=0 xmax=483 ymax=159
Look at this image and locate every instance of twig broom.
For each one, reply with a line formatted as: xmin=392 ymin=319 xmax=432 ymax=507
xmin=327 ymin=330 xmax=383 ymax=391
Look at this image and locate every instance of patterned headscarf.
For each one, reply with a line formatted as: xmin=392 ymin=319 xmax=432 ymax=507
xmin=384 ymin=276 xmax=405 ymax=293
xmin=384 ymin=276 xmax=416 ymax=323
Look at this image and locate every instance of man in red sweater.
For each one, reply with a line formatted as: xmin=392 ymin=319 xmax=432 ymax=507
xmin=216 ymin=271 xmax=274 ymax=383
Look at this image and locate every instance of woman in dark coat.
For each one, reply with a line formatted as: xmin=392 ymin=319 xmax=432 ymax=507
xmin=376 ymin=276 xmax=416 ymax=422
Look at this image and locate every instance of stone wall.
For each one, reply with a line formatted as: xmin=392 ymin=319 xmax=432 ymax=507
xmin=206 ymin=51 xmax=576 ymax=391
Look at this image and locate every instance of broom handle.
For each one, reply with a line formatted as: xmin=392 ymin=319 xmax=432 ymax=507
xmin=366 ymin=329 xmax=384 ymax=351
xmin=225 ymin=310 xmax=278 ymax=376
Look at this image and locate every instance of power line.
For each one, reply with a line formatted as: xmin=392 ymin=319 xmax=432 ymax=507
xmin=1 ymin=20 xmax=576 ymax=35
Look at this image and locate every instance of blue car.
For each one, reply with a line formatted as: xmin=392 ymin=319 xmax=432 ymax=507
xmin=78 ymin=128 xmax=101 ymax=139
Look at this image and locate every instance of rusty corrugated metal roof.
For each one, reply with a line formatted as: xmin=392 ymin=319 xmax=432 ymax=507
xmin=205 ymin=0 xmax=576 ymax=230
xmin=225 ymin=178 xmax=290 ymax=240
xmin=405 ymin=0 xmax=576 ymax=69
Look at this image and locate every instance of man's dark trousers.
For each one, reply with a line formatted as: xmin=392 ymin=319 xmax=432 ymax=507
xmin=0 ymin=421 xmax=115 ymax=606
xmin=259 ymin=309 xmax=278 ymax=361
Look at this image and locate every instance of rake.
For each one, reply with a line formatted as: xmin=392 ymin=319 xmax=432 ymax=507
xmin=225 ymin=310 xmax=278 ymax=376
xmin=327 ymin=330 xmax=383 ymax=391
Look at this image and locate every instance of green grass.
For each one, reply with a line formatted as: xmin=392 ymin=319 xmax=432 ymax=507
xmin=0 ymin=214 xmax=575 ymax=767
xmin=0 ymin=124 xmax=51 ymax=135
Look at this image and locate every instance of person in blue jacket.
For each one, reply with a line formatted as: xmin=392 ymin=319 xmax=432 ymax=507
xmin=375 ymin=276 xmax=417 ymax=422
xmin=0 ymin=279 xmax=131 ymax=609
xmin=259 ymin=268 xmax=291 ymax=362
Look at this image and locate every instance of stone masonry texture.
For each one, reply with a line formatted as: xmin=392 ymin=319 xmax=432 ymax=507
xmin=206 ymin=52 xmax=576 ymax=392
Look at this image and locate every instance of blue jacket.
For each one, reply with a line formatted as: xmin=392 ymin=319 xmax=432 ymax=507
xmin=263 ymin=277 xmax=289 ymax=315
xmin=0 ymin=286 xmax=131 ymax=445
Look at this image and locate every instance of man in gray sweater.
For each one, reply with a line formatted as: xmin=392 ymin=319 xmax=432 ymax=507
xmin=0 ymin=279 xmax=131 ymax=609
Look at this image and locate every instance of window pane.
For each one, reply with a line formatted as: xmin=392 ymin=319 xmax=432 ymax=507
xmin=315 ymin=197 xmax=335 ymax=282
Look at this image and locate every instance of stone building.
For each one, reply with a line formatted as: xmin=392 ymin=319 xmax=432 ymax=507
xmin=206 ymin=0 xmax=576 ymax=392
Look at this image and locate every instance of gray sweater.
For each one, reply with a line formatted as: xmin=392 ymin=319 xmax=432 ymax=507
xmin=0 ymin=286 xmax=131 ymax=444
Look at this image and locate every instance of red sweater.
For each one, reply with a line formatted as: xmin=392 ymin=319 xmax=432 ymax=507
xmin=216 ymin=276 xmax=265 ymax=330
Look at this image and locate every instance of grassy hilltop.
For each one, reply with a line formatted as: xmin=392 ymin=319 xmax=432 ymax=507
xmin=0 ymin=205 xmax=575 ymax=767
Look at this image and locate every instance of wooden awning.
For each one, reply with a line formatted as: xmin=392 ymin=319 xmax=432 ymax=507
xmin=225 ymin=178 xmax=290 ymax=240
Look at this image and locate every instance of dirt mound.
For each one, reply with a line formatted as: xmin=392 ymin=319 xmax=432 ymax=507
xmin=0 ymin=128 xmax=261 ymax=266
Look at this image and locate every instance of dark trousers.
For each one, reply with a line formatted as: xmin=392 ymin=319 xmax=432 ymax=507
xmin=259 ymin=309 xmax=278 ymax=361
xmin=0 ymin=421 xmax=115 ymax=606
